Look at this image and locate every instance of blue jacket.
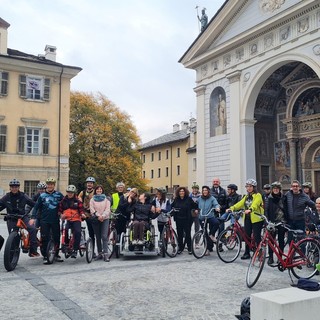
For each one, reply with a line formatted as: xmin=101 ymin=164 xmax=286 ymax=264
xmin=32 ymin=190 xmax=64 ymax=223
xmin=197 ymin=195 xmax=219 ymax=220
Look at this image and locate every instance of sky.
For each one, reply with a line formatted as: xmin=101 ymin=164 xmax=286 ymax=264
xmin=1 ymin=0 xmax=226 ymax=143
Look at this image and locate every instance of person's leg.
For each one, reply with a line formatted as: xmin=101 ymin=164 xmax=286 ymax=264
xmin=92 ymin=222 xmax=102 ymax=254
xmin=138 ymin=221 xmax=145 ymax=241
xmin=242 ymin=215 xmax=252 ymax=258
xmin=277 ymin=225 xmax=286 ymax=253
xmin=183 ymin=219 xmax=192 ymax=252
xmin=52 ymin=221 xmax=61 ymax=259
xmin=72 ymin=221 xmax=81 ymax=251
xmin=86 ymin=218 xmax=96 ymax=255
xmin=24 ymin=216 xmax=38 ymax=254
xmin=132 ymin=221 xmax=139 ymax=241
xmin=175 ymin=220 xmax=184 ymax=252
xmin=101 ymin=219 xmax=109 ymax=253
xmin=40 ymin=222 xmax=50 ymax=257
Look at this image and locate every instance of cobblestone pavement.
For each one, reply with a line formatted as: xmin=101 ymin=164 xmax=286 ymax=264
xmin=0 ymin=219 xmax=313 ymax=320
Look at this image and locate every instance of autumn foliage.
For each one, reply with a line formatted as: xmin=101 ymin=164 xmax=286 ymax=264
xmin=69 ymin=91 xmax=147 ymax=194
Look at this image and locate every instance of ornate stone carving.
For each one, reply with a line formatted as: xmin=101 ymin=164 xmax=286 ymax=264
xmin=243 ymin=72 xmax=251 ymax=83
xmin=223 ymin=54 xmax=231 ymax=67
xmin=313 ymin=45 xmax=320 ymax=56
xmin=250 ymin=43 xmax=258 ymax=55
xmin=280 ymin=26 xmax=290 ymax=42
xmin=298 ymin=17 xmax=309 ymax=33
xmin=201 ymin=64 xmax=208 ymax=77
xmin=264 ymin=34 xmax=274 ymax=50
xmin=236 ymin=48 xmax=244 ymax=62
xmin=260 ymin=0 xmax=285 ymax=13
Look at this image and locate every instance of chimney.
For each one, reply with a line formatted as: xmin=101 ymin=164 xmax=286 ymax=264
xmin=173 ymin=123 xmax=180 ymax=133
xmin=181 ymin=121 xmax=189 ymax=130
xmin=189 ymin=118 xmax=196 ymax=129
xmin=44 ymin=45 xmax=57 ymax=62
xmin=0 ymin=18 xmax=10 ymax=55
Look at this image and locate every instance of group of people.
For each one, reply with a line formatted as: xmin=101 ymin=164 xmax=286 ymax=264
xmin=1 ymin=176 xmax=319 ymax=267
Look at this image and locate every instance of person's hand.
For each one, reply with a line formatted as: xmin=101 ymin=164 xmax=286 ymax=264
xmin=81 ymin=214 xmax=86 ymax=220
xmin=245 ymin=209 xmax=251 ymax=215
xmin=98 ymin=216 xmax=104 ymax=222
xmin=155 ymin=207 xmax=161 ymax=213
xmin=61 ymin=214 xmax=66 ymax=220
xmin=215 ymin=207 xmax=220 ymax=213
xmin=226 ymin=209 xmax=231 ymax=213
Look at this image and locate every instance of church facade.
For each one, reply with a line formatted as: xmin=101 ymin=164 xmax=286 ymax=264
xmin=179 ymin=0 xmax=320 ymax=193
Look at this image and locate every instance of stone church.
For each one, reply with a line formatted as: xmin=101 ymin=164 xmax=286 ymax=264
xmin=179 ymin=0 xmax=320 ymax=193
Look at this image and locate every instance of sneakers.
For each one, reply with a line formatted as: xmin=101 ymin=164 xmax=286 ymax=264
xmin=267 ymin=256 xmax=274 ymax=266
xmin=29 ymin=251 xmax=40 ymax=257
xmin=177 ymin=250 xmax=183 ymax=254
xmin=54 ymin=255 xmax=64 ymax=262
xmin=218 ymin=244 xmax=224 ymax=252
xmin=241 ymin=253 xmax=250 ymax=260
xmin=132 ymin=240 xmax=137 ymax=245
xmin=94 ymin=253 xmax=103 ymax=261
xmin=205 ymin=250 xmax=210 ymax=256
xmin=71 ymin=251 xmax=77 ymax=259
xmin=137 ymin=240 xmax=144 ymax=245
xmin=104 ymin=254 xmax=110 ymax=262
xmin=188 ymin=251 xmax=192 ymax=255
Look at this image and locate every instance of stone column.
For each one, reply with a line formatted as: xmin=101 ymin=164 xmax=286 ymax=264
xmin=227 ymin=71 xmax=242 ymax=187
xmin=193 ymin=85 xmax=206 ymax=186
xmin=289 ymin=139 xmax=298 ymax=180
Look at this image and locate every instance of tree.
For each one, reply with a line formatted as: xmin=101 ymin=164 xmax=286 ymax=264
xmin=69 ymin=91 xmax=147 ymax=194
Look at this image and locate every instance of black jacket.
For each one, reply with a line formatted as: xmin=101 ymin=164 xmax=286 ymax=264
xmin=265 ymin=192 xmax=285 ymax=222
xmin=172 ymin=196 xmax=197 ymax=220
xmin=130 ymin=202 xmax=157 ymax=222
xmin=0 ymin=192 xmax=35 ymax=216
xmin=210 ymin=186 xmax=227 ymax=213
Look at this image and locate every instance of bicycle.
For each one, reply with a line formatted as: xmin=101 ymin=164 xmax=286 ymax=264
xmin=48 ymin=219 xmax=93 ymax=264
xmin=2 ymin=213 xmax=43 ymax=271
xmin=246 ymin=212 xmax=320 ymax=288
xmin=191 ymin=207 xmax=217 ymax=259
xmin=160 ymin=208 xmax=178 ymax=258
xmin=216 ymin=210 xmax=256 ymax=263
xmin=106 ymin=212 xmax=121 ymax=259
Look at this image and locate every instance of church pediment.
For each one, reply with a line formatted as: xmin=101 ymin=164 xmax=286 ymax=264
xmin=180 ymin=0 xmax=315 ymax=68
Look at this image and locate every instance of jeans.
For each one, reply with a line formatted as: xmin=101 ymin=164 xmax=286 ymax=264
xmin=287 ymin=219 xmax=305 ymax=244
xmin=40 ymin=221 xmax=60 ymax=257
xmin=65 ymin=221 xmax=81 ymax=251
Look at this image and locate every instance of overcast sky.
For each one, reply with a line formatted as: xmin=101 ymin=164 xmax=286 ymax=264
xmin=1 ymin=0 xmax=225 ymax=143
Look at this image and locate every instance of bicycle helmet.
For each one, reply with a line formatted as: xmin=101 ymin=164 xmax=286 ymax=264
xmin=227 ymin=183 xmax=238 ymax=191
xmin=271 ymin=181 xmax=282 ymax=190
xmin=192 ymin=184 xmax=199 ymax=189
xmin=66 ymin=185 xmax=77 ymax=193
xmin=302 ymin=182 xmax=312 ymax=189
xmin=245 ymin=179 xmax=257 ymax=187
xmin=46 ymin=177 xmax=56 ymax=184
xmin=263 ymin=184 xmax=271 ymax=190
xmin=240 ymin=296 xmax=250 ymax=315
xmin=9 ymin=179 xmax=20 ymax=187
xmin=116 ymin=182 xmax=125 ymax=188
xmin=156 ymin=187 xmax=167 ymax=194
xmin=86 ymin=176 xmax=96 ymax=183
xmin=37 ymin=182 xmax=47 ymax=189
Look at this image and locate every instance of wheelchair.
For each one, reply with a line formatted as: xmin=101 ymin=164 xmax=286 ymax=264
xmin=118 ymin=219 xmax=160 ymax=256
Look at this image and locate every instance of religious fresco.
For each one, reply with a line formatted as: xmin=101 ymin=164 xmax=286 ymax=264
xmin=274 ymin=141 xmax=290 ymax=170
xmin=293 ymin=88 xmax=320 ymax=117
xmin=209 ymin=87 xmax=227 ymax=137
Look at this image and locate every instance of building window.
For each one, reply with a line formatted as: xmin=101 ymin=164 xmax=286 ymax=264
xmin=166 ymin=149 xmax=169 ymax=159
xmin=177 ymin=165 xmax=180 ymax=175
xmin=19 ymin=75 xmax=50 ymax=101
xmin=192 ymin=158 xmax=197 ymax=171
xmin=0 ymin=71 xmax=8 ymax=96
xmin=177 ymin=147 xmax=180 ymax=158
xmin=166 ymin=167 xmax=169 ymax=177
xmin=17 ymin=126 xmax=49 ymax=155
xmin=142 ymin=171 xmax=145 ymax=179
xmin=158 ymin=168 xmax=161 ymax=178
xmin=261 ymin=165 xmax=270 ymax=187
xmin=0 ymin=125 xmax=7 ymax=152
xmin=24 ymin=180 xmax=39 ymax=197
xmin=151 ymin=153 xmax=154 ymax=162
xmin=158 ymin=151 xmax=161 ymax=161
xmin=151 ymin=169 xmax=154 ymax=179
xmin=142 ymin=154 xmax=146 ymax=163
xmin=277 ymin=113 xmax=286 ymax=141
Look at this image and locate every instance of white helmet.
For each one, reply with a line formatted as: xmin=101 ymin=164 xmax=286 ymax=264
xmin=245 ymin=179 xmax=257 ymax=187
xmin=66 ymin=185 xmax=77 ymax=193
xmin=85 ymin=177 xmax=96 ymax=183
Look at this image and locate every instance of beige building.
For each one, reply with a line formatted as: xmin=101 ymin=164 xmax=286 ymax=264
xmin=139 ymin=119 xmax=197 ymax=193
xmin=180 ymin=0 xmax=320 ymax=193
xmin=0 ymin=18 xmax=81 ymax=196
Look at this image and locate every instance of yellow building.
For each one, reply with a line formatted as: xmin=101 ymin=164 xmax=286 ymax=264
xmin=139 ymin=119 xmax=197 ymax=193
xmin=0 ymin=18 xmax=81 ymax=196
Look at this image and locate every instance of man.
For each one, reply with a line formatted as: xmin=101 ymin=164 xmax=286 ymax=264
xmin=111 ymin=182 xmax=125 ymax=212
xmin=262 ymin=184 xmax=271 ymax=204
xmin=210 ymin=177 xmax=227 ymax=234
xmin=220 ymin=184 xmax=242 ymax=224
xmin=189 ymin=184 xmax=201 ymax=236
xmin=78 ymin=176 xmax=96 ymax=258
xmin=0 ymin=179 xmax=39 ymax=257
xmin=284 ymin=180 xmax=316 ymax=243
xmin=32 ymin=177 xmax=64 ymax=263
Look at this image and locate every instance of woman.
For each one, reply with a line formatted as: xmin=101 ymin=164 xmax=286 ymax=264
xmin=227 ymin=179 xmax=264 ymax=260
xmin=264 ymin=181 xmax=286 ymax=265
xmin=197 ymin=186 xmax=220 ymax=256
xmin=58 ymin=185 xmax=85 ymax=259
xmin=152 ymin=188 xmax=171 ymax=235
xmin=171 ymin=187 xmax=198 ymax=254
xmin=130 ymin=192 xmax=157 ymax=244
xmin=89 ymin=185 xmax=111 ymax=262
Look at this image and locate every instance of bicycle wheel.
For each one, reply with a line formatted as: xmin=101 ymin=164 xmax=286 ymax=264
xmin=107 ymin=229 xmax=117 ymax=259
xmin=86 ymin=238 xmax=93 ymax=263
xmin=46 ymin=239 xmax=55 ymax=264
xmin=216 ymin=228 xmax=241 ymax=263
xmin=192 ymin=230 xmax=207 ymax=259
xmin=246 ymin=244 xmax=266 ymax=288
xmin=290 ymin=238 xmax=320 ymax=279
xmin=161 ymin=227 xmax=178 ymax=258
xmin=4 ymin=231 xmax=21 ymax=272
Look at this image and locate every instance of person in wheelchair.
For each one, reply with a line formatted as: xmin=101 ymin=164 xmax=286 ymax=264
xmin=129 ymin=192 xmax=158 ymax=245
xmin=59 ymin=185 xmax=86 ymax=258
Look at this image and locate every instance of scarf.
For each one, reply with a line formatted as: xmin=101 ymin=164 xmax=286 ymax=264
xmin=93 ymin=194 xmax=106 ymax=202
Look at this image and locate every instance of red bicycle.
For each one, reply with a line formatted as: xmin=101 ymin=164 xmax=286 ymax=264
xmin=246 ymin=213 xmax=320 ymax=288
xmin=160 ymin=208 xmax=178 ymax=258
xmin=216 ymin=210 xmax=256 ymax=263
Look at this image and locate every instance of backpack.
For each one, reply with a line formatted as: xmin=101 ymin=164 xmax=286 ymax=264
xmin=292 ymin=278 xmax=320 ymax=291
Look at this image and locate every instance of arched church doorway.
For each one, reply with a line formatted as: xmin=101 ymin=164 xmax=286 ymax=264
xmin=253 ymin=62 xmax=320 ymax=192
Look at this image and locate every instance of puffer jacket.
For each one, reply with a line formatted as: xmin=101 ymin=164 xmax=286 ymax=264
xmin=59 ymin=196 xmax=84 ymax=221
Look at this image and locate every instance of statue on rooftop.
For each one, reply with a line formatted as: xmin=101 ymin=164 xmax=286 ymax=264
xmin=197 ymin=7 xmax=208 ymax=32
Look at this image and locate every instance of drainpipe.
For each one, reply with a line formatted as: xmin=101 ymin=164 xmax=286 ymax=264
xmin=58 ymin=66 xmax=64 ymax=190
